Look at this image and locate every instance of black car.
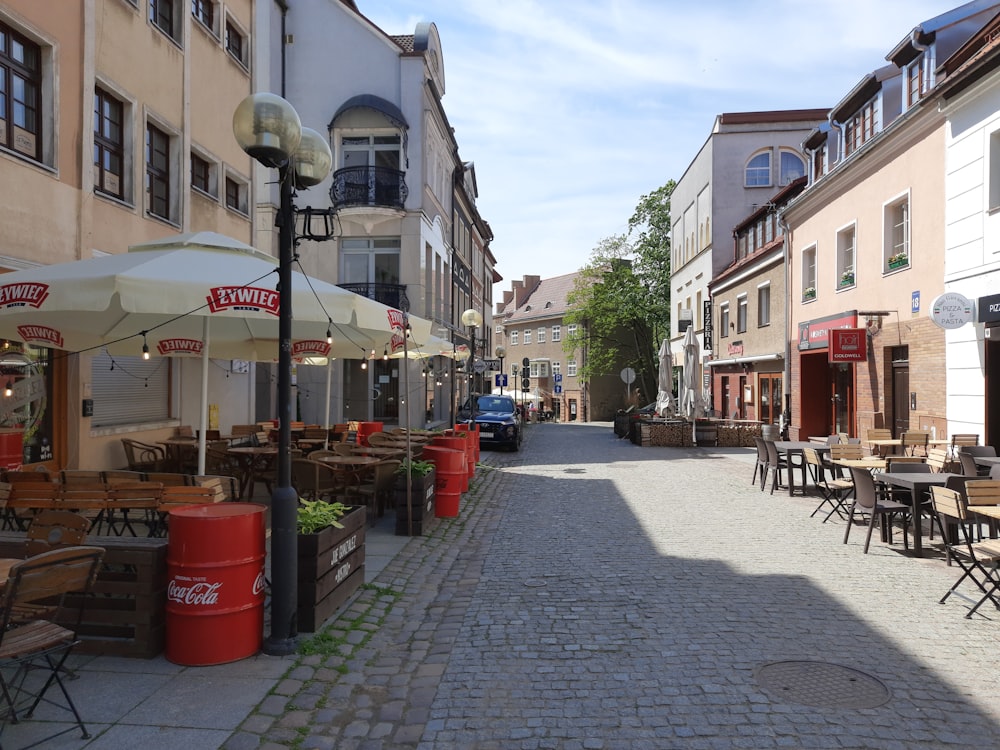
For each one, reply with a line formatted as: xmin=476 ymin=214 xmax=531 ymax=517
xmin=458 ymin=394 xmax=521 ymax=451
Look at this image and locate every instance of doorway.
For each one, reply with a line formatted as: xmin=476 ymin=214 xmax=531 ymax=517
xmin=830 ymin=363 xmax=854 ymax=435
xmin=892 ymin=346 xmax=910 ymax=437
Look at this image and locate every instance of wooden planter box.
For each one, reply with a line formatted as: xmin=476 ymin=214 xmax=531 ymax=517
xmin=394 ymin=469 xmax=436 ymax=536
xmin=296 ymin=505 xmax=366 ymax=632
xmin=0 ymin=533 xmax=168 ymax=658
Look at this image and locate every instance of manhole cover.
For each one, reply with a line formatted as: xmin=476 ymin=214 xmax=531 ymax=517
xmin=523 ymin=578 xmax=547 ymax=587
xmin=755 ymin=661 xmax=890 ymax=709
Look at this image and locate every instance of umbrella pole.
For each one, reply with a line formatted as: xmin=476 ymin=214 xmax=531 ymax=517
xmin=323 ymin=358 xmax=332 ymax=450
xmin=404 ymin=327 xmax=412 ymax=537
xmin=198 ymin=317 xmax=209 ymax=475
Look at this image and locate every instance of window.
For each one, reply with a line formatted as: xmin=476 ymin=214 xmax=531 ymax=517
xmin=94 ymin=88 xmax=124 ymax=198
xmin=736 ymin=295 xmax=747 ymax=334
xmin=884 ymin=194 xmax=909 ymax=271
xmin=537 ymin=326 xmax=545 ymax=344
xmin=91 ymin=350 xmax=170 ymax=426
xmin=906 ymin=56 xmax=931 ymax=108
xmin=530 ymin=361 xmax=547 ymax=378
xmin=225 ymin=18 xmax=248 ymax=68
xmin=567 ymin=359 xmax=577 ymax=377
xmin=990 ymin=130 xmax=1000 ymax=211
xmin=523 ymin=329 xmax=531 ymax=345
xmin=745 ymin=151 xmax=771 ymax=187
xmin=225 ymin=175 xmax=247 ymax=214
xmin=192 ymin=0 xmax=215 ymax=32
xmin=802 ymin=245 xmax=817 ymax=300
xmin=552 ymin=361 xmax=560 ymax=376
xmin=757 ymin=284 xmax=771 ymax=327
xmin=0 ymin=20 xmax=42 ymax=161
xmin=779 ymin=151 xmax=805 ymax=185
xmin=509 ymin=330 xmax=518 ymax=346
xmin=146 ymin=123 xmax=171 ymax=220
xmin=495 ymin=324 xmax=503 ymax=334
xmin=551 ymin=325 xmax=561 ymax=342
xmin=150 ymin=0 xmax=179 ymax=42
xmin=720 ymin=304 xmax=730 ymax=338
xmin=339 ymin=134 xmax=403 ymax=206
xmin=844 ymin=100 xmax=878 ymax=156
xmin=567 ymin=324 xmax=577 ymax=338
xmin=837 ymin=225 xmax=856 ymax=288
xmin=191 ymin=153 xmax=211 ymax=194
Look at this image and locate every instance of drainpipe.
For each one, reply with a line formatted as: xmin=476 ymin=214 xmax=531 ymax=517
xmin=778 ymin=212 xmax=792 ymax=439
xmin=910 ymin=30 xmax=931 ymax=97
xmin=829 ymin=117 xmax=843 ymax=169
xmin=276 ymin=0 xmax=289 ymax=97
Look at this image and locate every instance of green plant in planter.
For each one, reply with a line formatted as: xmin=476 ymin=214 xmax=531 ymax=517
xmin=396 ymin=458 xmax=435 ymax=478
xmin=297 ymin=499 xmax=349 ymax=534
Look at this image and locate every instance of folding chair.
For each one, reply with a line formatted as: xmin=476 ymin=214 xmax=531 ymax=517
xmin=804 ymin=447 xmax=852 ymax=522
xmin=900 ymin=430 xmax=930 ymax=456
xmin=825 ymin=443 xmax=864 ymax=478
xmin=866 ymin=428 xmax=893 ymax=457
xmin=930 ymin=486 xmax=1000 ymax=618
xmin=0 ymin=546 xmax=105 ymax=744
xmin=843 ymin=467 xmax=910 ymax=554
xmin=926 ymin=448 xmax=955 ymax=473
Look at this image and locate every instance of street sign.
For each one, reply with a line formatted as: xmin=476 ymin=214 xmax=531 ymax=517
xmin=554 ymin=374 xmax=563 ymax=383
xmin=620 ymin=367 xmax=636 ymax=384
xmin=495 ymin=374 xmax=507 ymax=387
xmin=472 ymin=359 xmax=487 ymax=373
xmin=521 ymin=377 xmax=530 ymax=390
xmin=481 ymin=358 xmax=501 ymax=370
xmin=522 ymin=357 xmax=530 ymax=368
xmin=554 ymin=385 xmax=562 ymax=394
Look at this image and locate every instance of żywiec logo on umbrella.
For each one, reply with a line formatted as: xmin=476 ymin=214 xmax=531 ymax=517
xmin=157 ymin=338 xmax=204 ymax=356
xmin=16 ymin=324 xmax=63 ymax=348
xmin=206 ymin=286 xmax=280 ymax=315
xmin=388 ymin=309 xmax=406 ymax=353
xmin=0 ymin=282 xmax=49 ymax=309
xmin=291 ymin=340 xmax=331 ymax=363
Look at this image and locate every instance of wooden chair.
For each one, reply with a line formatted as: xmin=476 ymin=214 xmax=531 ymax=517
xmin=175 ymin=425 xmax=194 ymax=438
xmin=0 ymin=546 xmax=106 ymax=744
xmin=297 ymin=427 xmax=330 ymax=452
xmin=60 ymin=469 xmax=104 ymax=486
xmin=963 ymin=480 xmax=1000 ymax=508
xmin=101 ymin=469 xmax=147 ymax=485
xmin=151 ymin=484 xmax=219 ymax=537
xmin=930 ymin=486 xmax=1000 ymax=618
xmin=900 ymin=430 xmax=930 ymax=456
xmin=804 ymin=447 xmax=852 ymax=522
xmin=291 ymin=458 xmax=346 ymax=502
xmin=192 ymin=474 xmax=239 ymax=502
xmin=105 ymin=482 xmax=162 ymax=536
xmin=826 ymin=443 xmax=864 ymax=478
xmin=951 ymin=434 xmax=980 ymax=450
xmin=843 ymin=466 xmax=910 ymax=554
xmin=926 ymin=447 xmax=955 ymax=473
xmin=866 ymin=428 xmax=893 ymax=457
xmin=121 ymin=438 xmax=167 ymax=472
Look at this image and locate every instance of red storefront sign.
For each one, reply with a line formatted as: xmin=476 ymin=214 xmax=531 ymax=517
xmin=798 ymin=311 xmax=858 ymax=350
xmin=828 ymin=328 xmax=866 ymax=363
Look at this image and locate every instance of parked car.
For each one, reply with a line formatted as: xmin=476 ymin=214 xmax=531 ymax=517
xmin=458 ymin=394 xmax=521 ymax=451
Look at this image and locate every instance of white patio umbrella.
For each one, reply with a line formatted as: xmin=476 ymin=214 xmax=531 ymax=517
xmin=0 ymin=231 xmax=428 ymax=470
xmin=681 ymin=325 xmax=703 ymax=445
xmin=655 ymin=338 xmax=674 ymax=417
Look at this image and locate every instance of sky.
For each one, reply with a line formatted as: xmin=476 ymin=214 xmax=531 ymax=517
xmin=359 ymin=0 xmax=975 ymax=297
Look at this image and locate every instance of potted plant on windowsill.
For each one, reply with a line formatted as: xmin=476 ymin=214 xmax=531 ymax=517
xmin=888 ymin=252 xmax=909 ymax=270
xmin=296 ymin=499 xmax=367 ymax=632
xmin=839 ymin=271 xmax=855 ymax=287
xmin=394 ymin=458 xmax=437 ymax=536
xmin=802 ymin=287 xmax=816 ymax=300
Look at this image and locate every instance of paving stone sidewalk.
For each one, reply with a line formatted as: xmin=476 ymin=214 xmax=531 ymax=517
xmin=230 ymin=422 xmax=1000 ymax=749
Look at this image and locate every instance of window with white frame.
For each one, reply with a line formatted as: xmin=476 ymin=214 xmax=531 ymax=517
xmin=149 ymin=0 xmax=181 ymax=43
xmin=779 ymin=151 xmax=805 ymax=185
xmin=567 ymin=359 xmax=577 ymax=377
xmin=884 ymin=194 xmax=909 ymax=271
xmin=567 ymin=324 xmax=577 ymax=338
xmin=905 ymin=55 xmax=931 ymax=108
xmin=523 ymin=328 xmax=531 ymax=345
xmin=224 ymin=15 xmax=249 ymax=69
xmin=745 ymin=151 xmax=771 ymax=186
xmin=190 ymin=148 xmax=217 ymax=198
xmin=844 ymin=100 xmax=878 ymax=156
xmin=802 ymin=245 xmax=817 ymax=299
xmin=736 ymin=295 xmax=748 ymax=333
xmin=552 ymin=361 xmax=560 ymax=376
xmin=990 ymin=130 xmax=1000 ymax=211
xmin=537 ymin=326 xmax=545 ymax=344
xmin=95 ymin=87 xmax=126 ymax=199
xmin=837 ymin=224 xmax=856 ymax=287
xmin=224 ymin=172 xmax=248 ymax=214
xmin=529 ymin=361 xmax=549 ymax=378
xmin=757 ymin=284 xmax=771 ymax=327
xmin=191 ymin=0 xmax=217 ymax=35
xmin=495 ymin=324 xmax=503 ymax=334
xmin=509 ymin=330 xmax=518 ymax=345
xmin=720 ymin=304 xmax=730 ymax=338
xmin=551 ymin=325 xmax=561 ymax=342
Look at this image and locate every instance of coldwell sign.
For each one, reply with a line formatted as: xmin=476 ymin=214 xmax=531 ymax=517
xmin=828 ymin=328 xmax=866 ymax=363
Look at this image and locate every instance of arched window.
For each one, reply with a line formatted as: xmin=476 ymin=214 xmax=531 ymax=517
xmin=745 ymin=151 xmax=771 ymax=187
xmin=780 ymin=151 xmax=806 ymax=185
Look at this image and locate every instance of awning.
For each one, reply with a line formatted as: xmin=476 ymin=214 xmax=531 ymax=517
xmin=329 ymin=94 xmax=408 ymax=130
xmin=705 ymin=353 xmax=783 ymax=367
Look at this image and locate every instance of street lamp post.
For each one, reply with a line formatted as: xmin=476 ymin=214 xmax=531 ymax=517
xmin=233 ymin=93 xmax=333 ymax=655
xmin=461 ymin=309 xmax=483 ymax=422
xmin=495 ymin=344 xmax=506 ymax=396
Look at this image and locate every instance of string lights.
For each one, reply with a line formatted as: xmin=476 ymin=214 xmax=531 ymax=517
xmin=141 ymin=333 xmax=150 ymax=360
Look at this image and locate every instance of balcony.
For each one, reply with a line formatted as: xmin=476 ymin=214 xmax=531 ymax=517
xmin=339 ymin=283 xmax=409 ymax=311
xmin=330 ymin=166 xmax=408 ymax=211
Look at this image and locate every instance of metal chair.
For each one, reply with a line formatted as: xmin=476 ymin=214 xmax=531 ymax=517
xmin=120 ymin=438 xmax=167 ymax=472
xmin=843 ymin=466 xmax=910 ymax=554
xmin=0 ymin=546 xmax=106 ymax=744
xmin=900 ymin=430 xmax=930 ymax=456
xmin=866 ymin=428 xmax=893 ymax=457
xmin=804 ymin=447 xmax=852 ymax=522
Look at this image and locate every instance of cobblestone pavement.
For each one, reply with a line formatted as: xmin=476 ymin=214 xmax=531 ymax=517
xmin=229 ymin=422 xmax=1000 ymax=749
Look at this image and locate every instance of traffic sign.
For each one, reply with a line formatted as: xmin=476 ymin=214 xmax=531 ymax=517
xmin=522 ymin=357 xmax=530 ymax=368
xmin=620 ymin=367 xmax=636 ymax=384
xmin=481 ymin=358 xmax=501 ymax=370
xmin=495 ymin=374 xmax=507 ymax=387
xmin=521 ymin=377 xmax=530 ymax=390
xmin=554 ymin=385 xmax=562 ymax=394
xmin=473 ymin=360 xmax=487 ymax=373
xmin=554 ymin=374 xmax=563 ymax=383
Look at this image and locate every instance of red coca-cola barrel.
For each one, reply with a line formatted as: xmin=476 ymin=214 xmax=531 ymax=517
xmin=356 ymin=421 xmax=384 ymax=447
xmin=462 ymin=422 xmax=481 ymax=462
xmin=421 ymin=445 xmax=464 ymax=517
xmin=451 ymin=428 xmax=476 ymax=483
xmin=166 ymin=503 xmax=267 ymax=666
xmin=0 ymin=428 xmax=23 ymax=471
xmin=432 ymin=435 xmax=469 ymax=492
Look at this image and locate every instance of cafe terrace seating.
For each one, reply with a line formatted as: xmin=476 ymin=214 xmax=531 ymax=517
xmin=0 ymin=546 xmax=106 ymax=745
xmin=121 ymin=439 xmax=167 ymax=473
xmin=762 ymin=440 xmax=787 ymax=495
xmin=930 ymin=486 xmax=1000 ymax=618
xmin=751 ymin=437 xmax=768 ymax=489
xmin=804 ymin=447 xmax=852 ymax=522
xmin=843 ymin=466 xmax=910 ymax=554
xmin=866 ymin=428 xmax=893 ymax=457
xmin=345 ymin=459 xmax=401 ymax=525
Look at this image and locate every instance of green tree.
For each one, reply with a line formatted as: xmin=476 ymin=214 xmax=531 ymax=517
xmin=564 ymin=181 xmax=674 ymax=404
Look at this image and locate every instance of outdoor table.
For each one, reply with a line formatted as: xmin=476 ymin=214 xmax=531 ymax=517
xmin=869 ymin=438 xmax=952 ymax=456
xmin=774 ymin=441 xmax=830 ymax=496
xmin=349 ymin=445 xmax=408 ymax=458
xmin=973 ymin=456 xmax=1000 ymax=468
xmin=831 ymin=457 xmax=886 ymax=472
xmin=227 ymin=446 xmax=278 ymax=499
xmin=317 ymin=454 xmax=382 ymax=486
xmin=158 ymin=437 xmax=199 ymax=472
xmin=875 ymin=472 xmax=958 ymax=557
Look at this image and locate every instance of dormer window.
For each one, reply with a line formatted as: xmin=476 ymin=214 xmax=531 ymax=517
xmin=905 ymin=55 xmax=932 ymax=108
xmin=844 ymin=99 xmax=879 ymax=157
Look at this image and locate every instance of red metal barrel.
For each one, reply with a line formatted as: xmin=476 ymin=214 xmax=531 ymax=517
xmin=451 ymin=429 xmax=476 ymax=483
xmin=421 ymin=445 xmax=464 ymax=517
xmin=356 ymin=421 xmax=384 ymax=447
xmin=165 ymin=502 xmax=267 ymax=665
xmin=432 ymin=435 xmax=469 ymax=492
xmin=0 ymin=428 xmax=23 ymax=471
xmin=462 ymin=423 xmax=481 ymax=462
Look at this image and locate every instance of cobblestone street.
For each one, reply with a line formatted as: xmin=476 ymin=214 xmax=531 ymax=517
xmin=233 ymin=421 xmax=1000 ymax=749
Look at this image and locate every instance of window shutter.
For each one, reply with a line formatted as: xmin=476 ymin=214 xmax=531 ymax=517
xmin=90 ymin=351 xmax=170 ymax=427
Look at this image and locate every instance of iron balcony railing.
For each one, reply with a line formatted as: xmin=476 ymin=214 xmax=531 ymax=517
xmin=330 ymin=166 xmax=408 ymax=210
xmin=338 ymin=283 xmax=409 ymax=311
